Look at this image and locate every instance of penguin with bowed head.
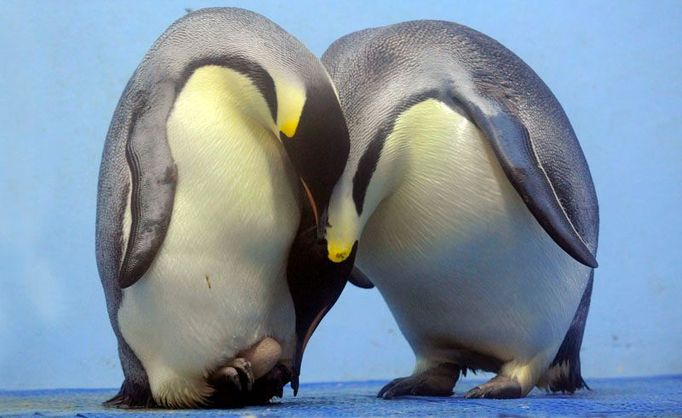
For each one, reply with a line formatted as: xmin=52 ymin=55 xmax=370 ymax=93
xmin=96 ymin=8 xmax=353 ymax=408
xmin=321 ymin=20 xmax=599 ymax=399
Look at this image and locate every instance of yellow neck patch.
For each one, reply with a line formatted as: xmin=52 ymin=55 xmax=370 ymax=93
xmin=274 ymin=78 xmax=306 ymax=138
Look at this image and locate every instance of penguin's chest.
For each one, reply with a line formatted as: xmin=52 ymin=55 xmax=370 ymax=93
xmin=357 ymin=100 xmax=588 ymax=360
xmin=117 ymin=67 xmax=298 ymax=393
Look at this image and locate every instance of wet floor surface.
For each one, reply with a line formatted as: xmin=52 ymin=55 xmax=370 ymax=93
xmin=1 ymin=375 xmax=680 ymax=417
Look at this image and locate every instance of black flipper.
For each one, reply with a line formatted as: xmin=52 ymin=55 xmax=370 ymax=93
xmin=349 ymin=266 xmax=374 ymax=289
xmin=449 ymin=91 xmax=597 ymax=268
xmin=287 ymin=197 xmax=356 ymax=395
xmin=547 ymin=270 xmax=594 ymax=392
xmin=119 ymin=85 xmax=178 ymax=288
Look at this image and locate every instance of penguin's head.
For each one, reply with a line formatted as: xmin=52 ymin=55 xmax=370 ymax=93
xmin=322 ymin=113 xmax=396 ymax=264
xmin=274 ymin=76 xmax=350 ymax=236
xmin=319 ymin=84 xmax=422 ymax=264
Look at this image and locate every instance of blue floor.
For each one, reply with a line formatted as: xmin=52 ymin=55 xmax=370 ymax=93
xmin=1 ymin=375 xmax=680 ymax=417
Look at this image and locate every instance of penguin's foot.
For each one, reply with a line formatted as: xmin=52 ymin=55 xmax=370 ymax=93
xmin=378 ymin=363 xmax=460 ymax=399
xmin=208 ymin=357 xmax=255 ymax=407
xmin=245 ymin=363 xmax=292 ymax=405
xmin=464 ymin=375 xmax=523 ymax=399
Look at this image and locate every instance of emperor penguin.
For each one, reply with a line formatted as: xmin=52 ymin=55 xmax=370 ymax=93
xmin=96 ymin=8 xmax=352 ymax=408
xmin=321 ymin=20 xmax=599 ymax=399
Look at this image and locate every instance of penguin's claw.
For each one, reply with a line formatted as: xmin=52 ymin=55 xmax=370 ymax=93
xmin=208 ymin=357 xmax=255 ymax=402
xmin=378 ymin=363 xmax=460 ymax=399
xmin=464 ymin=375 xmax=523 ymax=399
xmin=231 ymin=358 xmax=255 ymax=392
xmin=224 ymin=367 xmax=243 ymax=391
xmin=377 ymin=377 xmax=408 ymax=399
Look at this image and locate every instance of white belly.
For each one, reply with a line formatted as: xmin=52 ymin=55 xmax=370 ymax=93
xmin=117 ymin=66 xmax=298 ymax=406
xmin=357 ymin=99 xmax=590 ymax=367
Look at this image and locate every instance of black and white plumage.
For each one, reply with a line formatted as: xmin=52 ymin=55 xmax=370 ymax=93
xmin=321 ymin=20 xmax=598 ymax=399
xmin=96 ymin=8 xmax=351 ymax=408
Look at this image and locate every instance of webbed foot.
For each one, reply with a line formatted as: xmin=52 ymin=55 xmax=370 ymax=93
xmin=378 ymin=363 xmax=460 ymax=399
xmin=464 ymin=375 xmax=523 ymax=399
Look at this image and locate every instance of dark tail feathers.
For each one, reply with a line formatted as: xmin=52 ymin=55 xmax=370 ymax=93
xmin=104 ymin=379 xmax=156 ymax=409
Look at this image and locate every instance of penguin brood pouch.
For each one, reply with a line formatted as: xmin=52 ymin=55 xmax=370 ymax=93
xmin=95 ymin=8 xmax=352 ymax=408
xmin=321 ymin=20 xmax=599 ymax=399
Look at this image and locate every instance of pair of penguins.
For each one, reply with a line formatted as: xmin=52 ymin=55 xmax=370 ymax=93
xmin=97 ymin=8 xmax=598 ymax=409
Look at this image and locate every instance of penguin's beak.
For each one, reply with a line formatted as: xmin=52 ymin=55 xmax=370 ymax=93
xmin=321 ymin=189 xmax=360 ymax=263
xmin=323 ymin=220 xmax=358 ymax=263
xmin=327 ymin=240 xmax=355 ymax=263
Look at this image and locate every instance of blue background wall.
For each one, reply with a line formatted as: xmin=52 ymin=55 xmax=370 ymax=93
xmin=0 ymin=0 xmax=680 ymax=390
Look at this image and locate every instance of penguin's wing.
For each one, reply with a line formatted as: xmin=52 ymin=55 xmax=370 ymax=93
xmin=118 ymin=84 xmax=178 ymax=288
xmin=449 ymin=89 xmax=598 ymax=268
xmin=349 ymin=267 xmax=374 ymax=289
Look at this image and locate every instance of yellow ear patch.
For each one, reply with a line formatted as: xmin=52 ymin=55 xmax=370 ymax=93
xmin=274 ymin=79 xmax=306 ymax=138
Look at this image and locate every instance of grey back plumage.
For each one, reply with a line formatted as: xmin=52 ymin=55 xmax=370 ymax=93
xmin=322 ymin=20 xmax=599 ymax=263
